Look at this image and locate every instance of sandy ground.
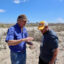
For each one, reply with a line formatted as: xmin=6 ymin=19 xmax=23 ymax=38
xmin=0 ymin=27 xmax=64 ymax=64
xmin=0 ymin=41 xmax=64 ymax=64
xmin=0 ymin=41 xmax=40 ymax=64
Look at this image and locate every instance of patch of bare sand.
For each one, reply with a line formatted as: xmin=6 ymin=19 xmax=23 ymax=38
xmin=0 ymin=41 xmax=64 ymax=64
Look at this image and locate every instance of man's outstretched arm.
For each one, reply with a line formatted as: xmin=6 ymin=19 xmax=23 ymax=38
xmin=8 ymin=37 xmax=33 ymax=46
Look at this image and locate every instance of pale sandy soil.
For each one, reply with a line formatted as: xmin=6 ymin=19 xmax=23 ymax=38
xmin=0 ymin=27 xmax=64 ymax=64
xmin=0 ymin=41 xmax=64 ymax=64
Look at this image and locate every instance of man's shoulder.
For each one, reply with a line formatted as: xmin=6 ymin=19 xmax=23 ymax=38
xmin=49 ymin=29 xmax=58 ymax=39
xmin=49 ymin=30 xmax=56 ymax=35
xmin=8 ymin=25 xmax=15 ymax=31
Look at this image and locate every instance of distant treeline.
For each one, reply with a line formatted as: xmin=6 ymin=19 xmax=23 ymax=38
xmin=0 ymin=23 xmax=64 ymax=28
xmin=0 ymin=24 xmax=14 ymax=28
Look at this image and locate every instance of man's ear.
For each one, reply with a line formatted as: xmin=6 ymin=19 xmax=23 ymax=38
xmin=44 ymin=26 xmax=48 ymax=31
xmin=45 ymin=26 xmax=48 ymax=28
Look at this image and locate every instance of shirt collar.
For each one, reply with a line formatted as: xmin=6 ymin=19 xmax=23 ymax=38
xmin=15 ymin=23 xmax=25 ymax=31
xmin=16 ymin=23 xmax=21 ymax=29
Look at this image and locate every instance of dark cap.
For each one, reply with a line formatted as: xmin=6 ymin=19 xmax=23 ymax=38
xmin=17 ymin=14 xmax=27 ymax=21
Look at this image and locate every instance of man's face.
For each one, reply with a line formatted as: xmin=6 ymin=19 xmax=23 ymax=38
xmin=18 ymin=19 xmax=27 ymax=28
xmin=40 ymin=29 xmax=45 ymax=34
xmin=40 ymin=27 xmax=46 ymax=34
xmin=40 ymin=26 xmax=48 ymax=34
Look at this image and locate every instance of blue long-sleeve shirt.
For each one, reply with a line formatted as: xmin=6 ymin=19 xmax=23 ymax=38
xmin=5 ymin=23 xmax=28 ymax=52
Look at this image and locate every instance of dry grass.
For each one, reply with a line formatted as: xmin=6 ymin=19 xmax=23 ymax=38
xmin=0 ymin=23 xmax=64 ymax=64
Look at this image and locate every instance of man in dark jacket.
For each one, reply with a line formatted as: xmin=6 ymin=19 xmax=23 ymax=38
xmin=38 ymin=21 xmax=59 ymax=64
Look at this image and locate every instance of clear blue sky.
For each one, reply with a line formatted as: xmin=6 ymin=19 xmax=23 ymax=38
xmin=0 ymin=0 xmax=64 ymax=24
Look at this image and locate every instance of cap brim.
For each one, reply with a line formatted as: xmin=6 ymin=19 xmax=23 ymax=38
xmin=38 ymin=26 xmax=44 ymax=30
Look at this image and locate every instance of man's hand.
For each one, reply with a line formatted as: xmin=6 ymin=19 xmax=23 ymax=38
xmin=49 ymin=61 xmax=54 ymax=64
xmin=25 ymin=37 xmax=34 ymax=42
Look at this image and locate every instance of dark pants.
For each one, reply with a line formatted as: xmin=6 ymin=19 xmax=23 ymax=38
xmin=39 ymin=57 xmax=49 ymax=64
xmin=39 ymin=57 xmax=56 ymax=64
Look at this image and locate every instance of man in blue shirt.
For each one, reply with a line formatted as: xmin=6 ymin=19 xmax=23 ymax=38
xmin=38 ymin=21 xmax=59 ymax=64
xmin=5 ymin=14 xmax=33 ymax=64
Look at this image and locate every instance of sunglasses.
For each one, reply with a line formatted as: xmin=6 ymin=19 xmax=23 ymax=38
xmin=39 ymin=23 xmax=44 ymax=26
